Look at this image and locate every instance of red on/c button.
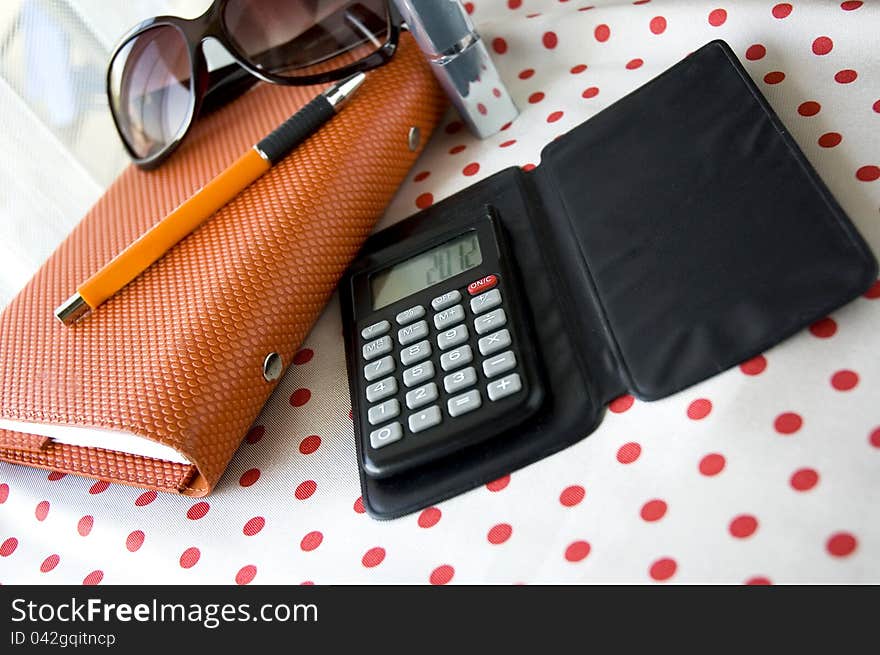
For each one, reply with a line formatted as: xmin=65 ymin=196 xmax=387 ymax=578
xmin=468 ymin=274 xmax=498 ymax=295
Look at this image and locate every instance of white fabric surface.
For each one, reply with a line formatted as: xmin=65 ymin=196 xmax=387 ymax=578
xmin=1 ymin=0 xmax=879 ymax=584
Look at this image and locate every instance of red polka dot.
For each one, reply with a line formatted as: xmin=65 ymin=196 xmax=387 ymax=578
xmin=841 ymin=1 xmax=863 ymax=9
xmin=519 ymin=68 xmax=535 ymax=79
xmin=77 ymin=515 xmax=93 ymax=536
xmin=874 ymin=100 xmax=880 ymax=114
xmin=464 ymin=2 xmax=474 ymax=13
xmin=416 ymin=193 xmax=434 ymax=209
xmin=790 ymin=468 xmax=819 ymax=491
xmin=487 ymin=474 xmax=510 ymax=492
xmin=295 ymin=480 xmax=317 ymax=500
xmin=560 ymin=485 xmax=586 ymax=507
xmin=699 ymin=453 xmax=726 ymax=476
xmin=89 ymin=480 xmax=109 ymax=494
xmin=239 ymin=468 xmax=260 ymax=487
xmin=772 ymin=3 xmax=793 ymax=18
xmin=708 ymin=8 xmax=727 ymax=26
xmin=413 ymin=170 xmax=430 ymax=182
xmin=301 ymin=531 xmax=323 ymax=551
xmin=528 ymin=91 xmax=545 ymax=104
xmin=0 ymin=483 xmax=7 ymax=503
xmin=292 ymin=348 xmax=313 ymax=365
xmin=488 ymin=523 xmax=513 ymax=544
xmin=774 ymin=412 xmax=803 ymax=435
xmin=477 ymin=103 xmax=487 ymax=116
xmin=650 ymin=16 xmax=666 ymax=34
xmin=835 ymin=69 xmax=857 ymax=84
xmin=594 ymin=24 xmax=610 ymax=42
xmin=542 ymin=31 xmax=558 ymax=49
xmin=547 ymin=111 xmax=564 ymax=123
xmin=626 ymin=59 xmax=644 ymax=70
xmin=729 ymin=514 xmax=759 ymax=538
xmin=582 ymin=86 xmax=600 ymax=99
xmin=818 ymin=132 xmax=843 ymax=148
xmin=740 ymin=355 xmax=767 ymax=375
xmin=650 ymin=557 xmax=677 ymax=581
xmin=746 ymin=576 xmax=772 ymax=585
xmin=865 ymin=280 xmax=880 ymax=298
xmin=290 ymin=388 xmax=311 ymax=407
xmin=826 ymin=532 xmax=857 ymax=557
xmin=244 ymin=425 xmax=264 ymax=444
xmin=463 ymin=162 xmax=480 ymax=177
xmin=126 ymin=530 xmax=145 ymax=552
xmin=430 ymin=564 xmax=455 ymax=585
xmin=492 ymin=37 xmax=507 ymax=55
xmin=609 ymin=394 xmax=634 ymax=413
xmin=179 ymin=547 xmax=200 ymax=568
xmin=235 ymin=565 xmax=257 ymax=585
xmin=40 ymin=554 xmax=60 ymax=573
xmin=135 ymin=490 xmax=157 ymax=506
xmin=418 ymin=507 xmax=442 ymax=528
xmin=870 ymin=427 xmax=880 ymax=448
xmin=83 ymin=570 xmax=103 ymax=586
xmin=687 ymin=398 xmax=712 ymax=420
xmin=449 ymin=144 xmax=467 ymax=155
xmin=445 ymin=121 xmax=463 ymax=135
xmin=640 ymin=499 xmax=667 ymax=522
xmin=500 ymin=139 xmax=516 ymax=148
xmin=522 ymin=163 xmax=536 ymax=171
xmin=809 ymin=317 xmax=837 ymax=338
xmin=0 ymin=537 xmax=18 ymax=557
xmin=508 ymin=0 xmax=522 ymax=8
xmin=35 ymin=500 xmax=49 ymax=521
xmin=798 ymin=101 xmax=821 ymax=116
xmin=570 ymin=64 xmax=587 ymax=74
xmin=565 ymin=540 xmax=591 ymax=562
xmin=243 ymin=516 xmax=265 ymax=536
xmin=48 ymin=471 xmax=66 ymax=481
xmin=856 ymin=165 xmax=880 ymax=182
xmin=353 ymin=496 xmax=365 ymax=513
xmin=764 ymin=71 xmax=786 ymax=84
xmin=362 ymin=547 xmax=386 ymax=568
xmin=831 ymin=370 xmax=859 ymax=391
xmin=299 ymin=435 xmax=321 ymax=455
xmin=746 ymin=44 xmax=766 ymax=60
xmin=500 ymin=121 xmax=513 ymax=131
xmin=187 ymin=501 xmax=209 ymax=520
xmin=812 ymin=36 xmax=833 ymax=55
xmin=617 ymin=442 xmax=641 ymax=464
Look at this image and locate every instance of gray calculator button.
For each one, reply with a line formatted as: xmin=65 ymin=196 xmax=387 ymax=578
xmin=437 ymin=324 xmax=469 ymax=350
xmin=365 ymin=376 xmax=397 ymax=403
xmin=482 ymin=350 xmax=517 ymax=378
xmin=447 ymin=389 xmax=482 ymax=417
xmin=408 ymin=405 xmax=442 ymax=433
xmin=396 ymin=305 xmax=425 ymax=325
xmin=403 ymin=360 xmax=435 ymax=387
xmin=433 ymin=304 xmax=464 ymax=330
xmin=400 ymin=340 xmax=432 ymax=366
xmin=487 ymin=373 xmax=522 ymax=401
xmin=474 ymin=308 xmax=507 ymax=335
xmin=363 ymin=355 xmax=394 ymax=381
xmin=369 ymin=422 xmax=402 ymax=449
xmin=478 ymin=328 xmax=511 ymax=356
xmin=405 ymin=382 xmax=439 ymax=410
xmin=362 ymin=335 xmax=392 ymax=360
xmin=440 ymin=344 xmax=473 ymax=372
xmin=443 ymin=366 xmax=477 ymax=394
xmin=368 ymin=398 xmax=400 ymax=426
xmin=431 ymin=290 xmax=462 ymax=311
xmin=397 ymin=319 xmax=429 ymax=346
xmin=470 ymin=288 xmax=502 ymax=315
xmin=361 ymin=320 xmax=390 ymax=340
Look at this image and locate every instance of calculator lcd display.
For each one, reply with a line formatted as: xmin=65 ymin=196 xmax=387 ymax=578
xmin=371 ymin=232 xmax=483 ymax=309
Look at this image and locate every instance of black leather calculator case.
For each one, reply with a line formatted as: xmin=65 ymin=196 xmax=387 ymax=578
xmin=345 ymin=40 xmax=877 ymax=518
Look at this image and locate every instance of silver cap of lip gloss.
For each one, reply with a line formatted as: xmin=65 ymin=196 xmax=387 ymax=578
xmin=393 ymin=0 xmax=518 ymax=139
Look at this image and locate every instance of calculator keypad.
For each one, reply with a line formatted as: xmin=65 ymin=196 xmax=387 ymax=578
xmin=358 ymin=274 xmax=527 ymax=461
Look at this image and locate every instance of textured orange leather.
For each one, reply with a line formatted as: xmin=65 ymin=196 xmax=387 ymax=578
xmin=0 ymin=35 xmax=446 ymax=496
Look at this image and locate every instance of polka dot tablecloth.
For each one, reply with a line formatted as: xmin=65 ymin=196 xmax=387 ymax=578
xmin=2 ymin=0 xmax=879 ymax=585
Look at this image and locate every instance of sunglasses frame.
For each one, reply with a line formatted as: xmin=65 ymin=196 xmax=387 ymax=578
xmin=107 ymin=0 xmax=401 ymax=169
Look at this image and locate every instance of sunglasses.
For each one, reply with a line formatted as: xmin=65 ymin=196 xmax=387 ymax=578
xmin=107 ymin=0 xmax=401 ymax=169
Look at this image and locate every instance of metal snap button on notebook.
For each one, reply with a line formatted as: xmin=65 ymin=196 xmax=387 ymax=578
xmin=262 ymin=353 xmax=282 ymax=382
xmin=408 ymin=127 xmax=421 ymax=151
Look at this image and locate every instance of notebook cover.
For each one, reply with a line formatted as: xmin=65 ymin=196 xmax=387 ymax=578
xmin=0 ymin=34 xmax=446 ymax=496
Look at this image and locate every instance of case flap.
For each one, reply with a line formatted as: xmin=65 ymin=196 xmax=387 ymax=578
xmin=535 ymin=40 xmax=877 ymax=400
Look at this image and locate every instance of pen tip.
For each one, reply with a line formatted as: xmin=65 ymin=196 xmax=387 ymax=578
xmin=324 ymin=73 xmax=367 ymax=111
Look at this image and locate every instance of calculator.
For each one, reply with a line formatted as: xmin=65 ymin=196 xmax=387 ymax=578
xmin=342 ymin=208 xmax=544 ymax=479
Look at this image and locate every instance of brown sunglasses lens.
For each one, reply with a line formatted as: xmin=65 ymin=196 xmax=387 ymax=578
xmin=223 ymin=0 xmax=390 ymax=78
xmin=108 ymin=25 xmax=193 ymax=160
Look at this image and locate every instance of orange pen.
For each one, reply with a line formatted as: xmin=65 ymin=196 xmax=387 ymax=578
xmin=55 ymin=73 xmax=365 ymax=326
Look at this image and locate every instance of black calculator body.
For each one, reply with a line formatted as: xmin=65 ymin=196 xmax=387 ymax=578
xmin=343 ymin=208 xmax=544 ymax=480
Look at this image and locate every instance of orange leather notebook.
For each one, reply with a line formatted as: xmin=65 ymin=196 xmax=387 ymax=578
xmin=0 ymin=35 xmax=446 ymax=496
